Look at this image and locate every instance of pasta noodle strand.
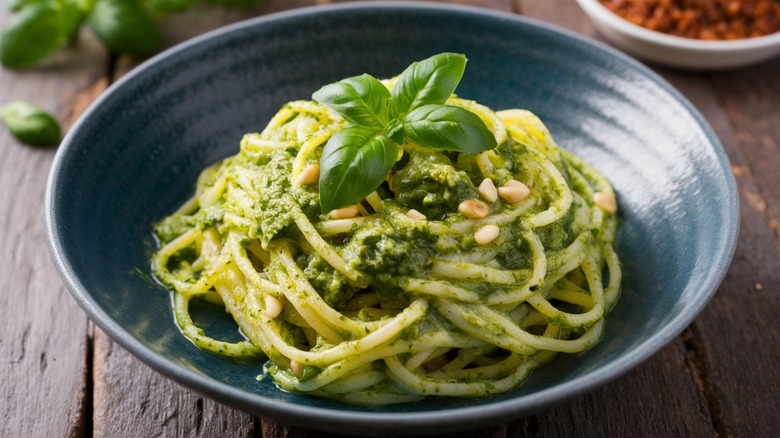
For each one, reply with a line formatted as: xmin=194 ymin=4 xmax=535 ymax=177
xmin=151 ymin=93 xmax=621 ymax=404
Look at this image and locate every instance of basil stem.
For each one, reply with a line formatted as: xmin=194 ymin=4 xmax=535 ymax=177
xmin=0 ymin=101 xmax=61 ymax=146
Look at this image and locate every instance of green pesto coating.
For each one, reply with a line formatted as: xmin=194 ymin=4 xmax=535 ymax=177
xmin=391 ymin=149 xmax=479 ymax=220
xmin=253 ymin=150 xmax=295 ymax=246
xmin=298 ymin=253 xmax=353 ymax=310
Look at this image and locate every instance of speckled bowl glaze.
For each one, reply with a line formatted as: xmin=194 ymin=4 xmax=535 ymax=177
xmin=46 ymin=2 xmax=738 ymax=434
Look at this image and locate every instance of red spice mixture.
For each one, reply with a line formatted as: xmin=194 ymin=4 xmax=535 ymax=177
xmin=599 ymin=0 xmax=780 ymax=39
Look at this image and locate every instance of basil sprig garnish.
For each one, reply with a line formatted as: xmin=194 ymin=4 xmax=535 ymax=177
xmin=313 ymin=53 xmax=497 ymax=213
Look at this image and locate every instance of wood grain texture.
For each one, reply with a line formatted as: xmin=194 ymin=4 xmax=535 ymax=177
xmin=92 ymin=329 xmax=256 ymax=438
xmin=520 ymin=0 xmax=596 ymax=35
xmin=523 ymin=342 xmax=715 ymax=437
xmin=515 ymin=2 xmax=719 ymax=434
xmin=4 ymin=0 xmax=780 ymax=436
xmin=0 ymin=11 xmax=109 ymax=434
xmin=689 ymin=60 xmax=780 ymax=436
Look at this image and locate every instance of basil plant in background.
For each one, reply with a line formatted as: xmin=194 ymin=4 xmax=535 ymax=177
xmin=313 ymin=53 xmax=498 ymax=213
xmin=0 ymin=0 xmax=266 ymax=146
xmin=0 ymin=0 xmax=266 ymax=69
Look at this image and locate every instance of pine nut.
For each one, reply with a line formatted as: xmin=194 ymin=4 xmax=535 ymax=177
xmin=459 ymin=199 xmax=489 ymax=219
xmin=329 ymin=205 xmax=359 ymax=219
xmin=296 ymin=163 xmax=320 ymax=186
xmin=479 ymin=178 xmax=498 ymax=202
xmin=265 ymin=295 xmax=283 ymax=319
xmin=406 ymin=209 xmax=427 ymax=220
xmin=593 ymin=192 xmax=617 ymax=214
xmin=498 ymin=180 xmax=530 ymax=203
xmin=474 ymin=224 xmax=500 ymax=245
xmin=290 ymin=360 xmax=304 ymax=377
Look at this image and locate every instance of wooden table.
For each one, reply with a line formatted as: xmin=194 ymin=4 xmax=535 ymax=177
xmin=2 ymin=1 xmax=778 ymax=436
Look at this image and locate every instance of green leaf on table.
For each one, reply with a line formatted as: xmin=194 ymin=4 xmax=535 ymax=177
xmin=1 ymin=101 xmax=61 ymax=146
xmin=0 ymin=3 xmax=65 ymax=68
xmin=318 ymin=126 xmax=398 ymax=212
xmin=403 ymin=104 xmax=496 ymax=154
xmin=88 ymin=0 xmax=160 ymax=56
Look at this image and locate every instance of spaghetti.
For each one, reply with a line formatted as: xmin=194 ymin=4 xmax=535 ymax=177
xmin=152 ymin=87 xmax=621 ymax=404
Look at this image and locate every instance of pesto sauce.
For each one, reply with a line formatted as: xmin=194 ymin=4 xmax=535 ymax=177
xmin=392 ymin=149 xmax=479 ymax=220
xmin=252 ymin=150 xmax=295 ymax=247
xmin=298 ymin=252 xmax=353 ymax=309
xmin=341 ymin=218 xmax=438 ymax=306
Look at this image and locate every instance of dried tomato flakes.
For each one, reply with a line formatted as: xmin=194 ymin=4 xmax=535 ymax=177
xmin=599 ymin=0 xmax=780 ymax=39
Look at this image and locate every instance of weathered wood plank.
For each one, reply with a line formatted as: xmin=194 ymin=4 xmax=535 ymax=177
xmin=517 ymin=1 xmax=722 ymax=435
xmin=92 ymin=329 xmax=256 ymax=437
xmin=603 ymin=18 xmax=780 ymax=438
xmin=523 ymin=1 xmax=780 ymax=436
xmin=688 ymin=60 xmax=780 ymax=436
xmin=519 ymin=0 xmax=597 ymax=35
xmin=503 ymin=340 xmax=715 ymax=437
xmin=0 ymin=17 xmax=108 ymax=437
xmin=651 ymin=62 xmax=780 ymax=437
xmin=156 ymin=0 xmax=321 ymax=45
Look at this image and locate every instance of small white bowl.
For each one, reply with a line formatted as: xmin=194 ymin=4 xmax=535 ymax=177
xmin=576 ymin=0 xmax=780 ymax=69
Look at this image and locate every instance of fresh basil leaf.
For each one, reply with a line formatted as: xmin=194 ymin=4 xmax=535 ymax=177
xmin=391 ymin=53 xmax=466 ymax=117
xmin=403 ymin=104 xmax=496 ymax=154
xmin=313 ymin=73 xmax=390 ymax=128
xmin=88 ymin=0 xmax=160 ymax=56
xmin=319 ymin=126 xmax=398 ymax=212
xmin=0 ymin=101 xmax=61 ymax=146
xmin=0 ymin=2 xmax=65 ymax=68
xmin=59 ymin=0 xmax=86 ymax=42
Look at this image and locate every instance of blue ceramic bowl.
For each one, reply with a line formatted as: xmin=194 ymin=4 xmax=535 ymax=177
xmin=45 ymin=2 xmax=738 ymax=434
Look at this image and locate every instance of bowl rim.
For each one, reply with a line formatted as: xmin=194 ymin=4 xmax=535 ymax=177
xmin=576 ymin=0 xmax=780 ymax=51
xmin=45 ymin=0 xmax=739 ymax=432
